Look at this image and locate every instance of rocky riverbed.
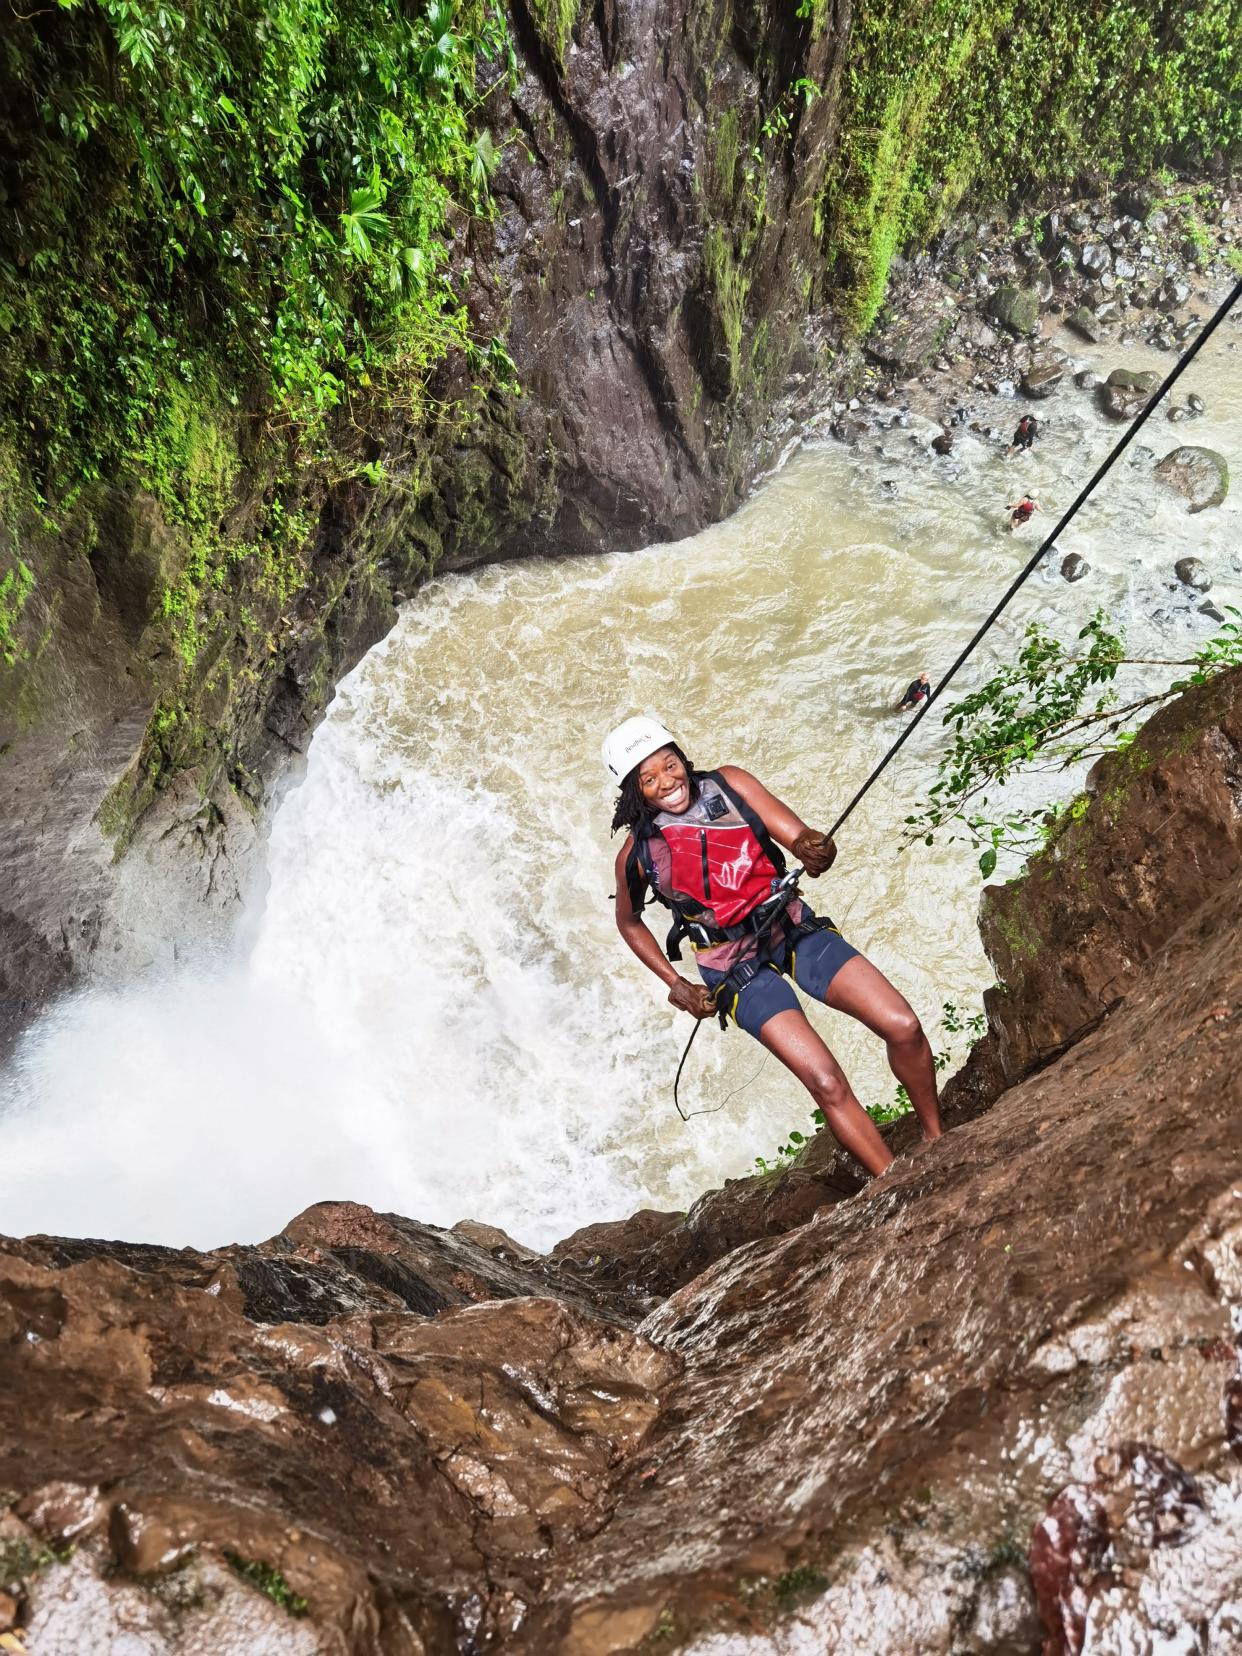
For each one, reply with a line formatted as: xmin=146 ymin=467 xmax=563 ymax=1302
xmin=822 ymin=179 xmax=1241 ymax=460
xmin=3 ymin=663 xmax=1241 ymax=1653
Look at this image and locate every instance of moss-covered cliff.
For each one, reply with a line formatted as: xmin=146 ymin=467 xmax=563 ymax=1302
xmin=0 ymin=0 xmax=1238 ymax=1032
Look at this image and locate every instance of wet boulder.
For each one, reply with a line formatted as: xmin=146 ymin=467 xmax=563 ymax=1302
xmin=1060 ymin=553 xmax=1090 ymax=582
xmin=1155 ymin=447 xmax=1229 ymax=514
xmin=1079 ymin=242 xmax=1112 ymax=276
xmin=1067 ymin=305 xmax=1106 ymax=342
xmin=1099 ymin=368 xmax=1159 ymax=420
xmin=1187 ymin=392 xmax=1206 ymax=415
xmin=987 ymin=285 xmax=1041 ymax=336
xmin=1020 ymin=352 xmax=1066 ymax=399
xmin=1099 ymin=381 xmax=1149 ymax=419
xmin=1108 ymin=367 xmax=1160 ymax=391
xmin=1174 ymin=557 xmax=1212 ymax=592
xmin=1075 ymin=368 xmax=1099 ymax=391
xmin=865 ymin=308 xmax=955 ymax=376
xmin=931 ymin=428 xmax=955 ymax=456
xmin=1023 ymin=257 xmax=1054 ymax=303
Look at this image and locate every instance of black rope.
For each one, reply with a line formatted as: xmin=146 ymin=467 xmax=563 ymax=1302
xmin=825 ymin=277 xmax=1242 ymax=841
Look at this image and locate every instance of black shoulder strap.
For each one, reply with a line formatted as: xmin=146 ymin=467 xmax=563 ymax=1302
xmin=623 ymin=831 xmax=656 ymax=917
xmin=697 ymin=769 xmax=787 ymax=875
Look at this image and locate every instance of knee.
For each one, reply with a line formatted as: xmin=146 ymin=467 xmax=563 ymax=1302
xmin=808 ymin=1071 xmax=850 ymax=1116
xmin=885 ymin=1008 xmax=924 ymax=1048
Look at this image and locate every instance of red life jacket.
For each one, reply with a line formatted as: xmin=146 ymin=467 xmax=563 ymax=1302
xmin=625 ymin=772 xmax=788 ymax=959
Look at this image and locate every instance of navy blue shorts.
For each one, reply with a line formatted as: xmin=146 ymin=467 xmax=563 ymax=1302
xmin=697 ymin=914 xmax=861 ymax=1039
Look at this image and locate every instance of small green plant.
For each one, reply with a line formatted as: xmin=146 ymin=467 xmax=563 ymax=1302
xmin=772 ymin=1563 xmax=829 ymax=1607
xmin=223 ymin=1551 xmax=308 ymax=1617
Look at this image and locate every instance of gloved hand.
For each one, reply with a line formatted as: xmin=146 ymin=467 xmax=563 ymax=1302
xmin=792 ymin=829 xmax=837 ymax=877
xmin=667 ymin=978 xmax=718 ymax=1019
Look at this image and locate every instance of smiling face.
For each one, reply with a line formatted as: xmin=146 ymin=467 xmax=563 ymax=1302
xmin=637 ymin=746 xmax=691 ymax=814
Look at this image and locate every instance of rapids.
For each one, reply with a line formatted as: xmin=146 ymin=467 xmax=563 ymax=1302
xmin=2 ymin=318 xmax=1239 ymax=1250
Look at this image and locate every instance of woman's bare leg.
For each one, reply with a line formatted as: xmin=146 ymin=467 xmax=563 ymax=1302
xmin=824 ymin=957 xmax=942 ymax=1140
xmin=756 ymin=1009 xmax=893 ymax=1176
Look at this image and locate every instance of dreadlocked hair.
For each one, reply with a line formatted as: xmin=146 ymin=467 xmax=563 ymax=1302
xmin=610 ymin=745 xmax=697 ymax=835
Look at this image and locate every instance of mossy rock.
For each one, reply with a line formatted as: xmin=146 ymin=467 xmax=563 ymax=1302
xmin=987 ymin=286 xmax=1041 ymax=337
xmin=1155 ymin=447 xmax=1229 ymax=513
xmin=1106 ymin=367 xmax=1160 ymax=392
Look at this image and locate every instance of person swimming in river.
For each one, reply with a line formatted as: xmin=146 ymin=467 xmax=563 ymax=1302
xmin=603 ymin=716 xmax=943 ymax=1177
xmin=1007 ymin=494 xmax=1041 ymax=531
xmin=896 ymin=672 xmax=932 ymax=712
xmin=1007 ymin=414 xmax=1039 ymax=456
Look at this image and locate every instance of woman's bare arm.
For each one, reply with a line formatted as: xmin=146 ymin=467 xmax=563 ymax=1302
xmin=613 ymin=838 xmax=716 ymax=1015
xmin=718 ymin=765 xmax=838 ymax=875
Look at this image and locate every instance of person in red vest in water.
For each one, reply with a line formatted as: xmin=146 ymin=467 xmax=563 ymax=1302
xmin=604 ymin=716 xmax=942 ymax=1176
xmin=1007 ymin=493 xmax=1041 ymax=531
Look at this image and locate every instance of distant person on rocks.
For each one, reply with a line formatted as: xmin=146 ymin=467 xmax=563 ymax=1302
xmin=896 ymin=672 xmax=932 ymax=712
xmin=1007 ymin=494 xmax=1041 ymax=531
xmin=603 ymin=715 xmax=943 ymax=1178
xmin=1007 ymin=414 xmax=1039 ymax=456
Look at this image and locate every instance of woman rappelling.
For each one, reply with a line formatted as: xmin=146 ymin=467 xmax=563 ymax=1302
xmin=604 ymin=716 xmax=942 ymax=1176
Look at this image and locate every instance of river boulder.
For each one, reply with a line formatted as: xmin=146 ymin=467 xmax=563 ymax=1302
xmin=1099 ymin=381 xmax=1148 ymax=419
xmin=1060 ymin=552 xmax=1090 ymax=581
xmin=1020 ymin=352 xmax=1066 ymax=398
xmin=865 ymin=307 xmax=955 ymax=375
xmin=1067 ymin=305 xmax=1106 ymax=342
xmin=1099 ymin=367 xmax=1159 ymax=420
xmin=987 ymin=284 xmax=1042 ymax=336
xmin=1174 ymin=556 xmax=1212 ymax=591
xmin=1156 ymin=446 xmax=1230 ymax=513
xmin=1108 ymin=367 xmax=1161 ymax=392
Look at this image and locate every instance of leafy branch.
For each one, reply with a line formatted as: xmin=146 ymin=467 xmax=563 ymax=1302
xmin=904 ymin=607 xmax=1242 ymax=875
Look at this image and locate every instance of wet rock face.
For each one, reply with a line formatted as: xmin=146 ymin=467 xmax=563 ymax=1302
xmin=1154 ymin=445 xmax=1230 ymax=513
xmin=0 ymin=1238 xmax=679 ymax=1650
xmin=979 ymin=665 xmax=1242 ymax=1089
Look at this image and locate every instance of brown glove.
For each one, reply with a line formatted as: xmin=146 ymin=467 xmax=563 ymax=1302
xmin=792 ymin=829 xmax=837 ymax=878
xmin=667 ymin=978 xmax=718 ymax=1020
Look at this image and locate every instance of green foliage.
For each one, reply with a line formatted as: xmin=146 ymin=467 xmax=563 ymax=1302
xmin=223 ymin=1551 xmax=309 ymax=1616
xmin=529 ymin=0 xmax=580 ymax=67
xmin=703 ymin=225 xmax=749 ymax=394
xmin=772 ymin=1563 xmax=829 ymax=1606
xmin=0 ymin=555 xmax=35 ymax=665
xmin=824 ymin=0 xmax=1242 ymax=332
xmin=905 ymin=607 xmax=1242 ymax=867
xmin=0 ymin=1534 xmax=70 ymax=1588
xmin=0 ymin=0 xmax=513 ymax=496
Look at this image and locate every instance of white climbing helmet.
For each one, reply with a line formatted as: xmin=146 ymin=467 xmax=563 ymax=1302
xmin=601 ymin=715 xmax=678 ymax=783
